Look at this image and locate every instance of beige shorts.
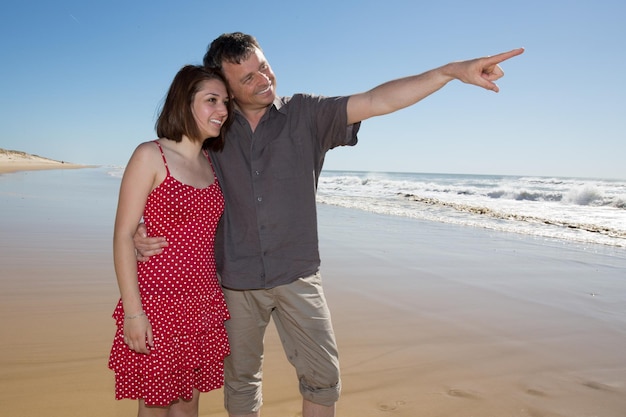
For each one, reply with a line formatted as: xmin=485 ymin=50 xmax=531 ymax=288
xmin=222 ymin=272 xmax=341 ymax=414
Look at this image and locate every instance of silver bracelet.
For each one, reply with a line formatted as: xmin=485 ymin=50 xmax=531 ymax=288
xmin=124 ymin=311 xmax=146 ymax=320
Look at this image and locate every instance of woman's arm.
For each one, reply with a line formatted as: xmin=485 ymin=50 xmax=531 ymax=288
xmin=113 ymin=142 xmax=160 ymax=354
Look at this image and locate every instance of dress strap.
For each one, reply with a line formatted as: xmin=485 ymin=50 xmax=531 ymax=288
xmin=153 ymin=140 xmax=170 ymax=176
xmin=204 ymin=149 xmax=218 ymax=181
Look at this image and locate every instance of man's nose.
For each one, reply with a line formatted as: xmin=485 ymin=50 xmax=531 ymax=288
xmin=256 ymin=71 xmax=270 ymax=84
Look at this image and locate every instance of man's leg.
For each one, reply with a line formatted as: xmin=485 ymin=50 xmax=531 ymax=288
xmin=303 ymin=399 xmax=335 ymax=417
xmin=222 ymin=288 xmax=274 ymax=417
xmin=228 ymin=412 xmax=259 ymax=417
xmin=272 ymin=273 xmax=341 ymax=417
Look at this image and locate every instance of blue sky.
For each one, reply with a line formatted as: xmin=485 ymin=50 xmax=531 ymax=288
xmin=1 ymin=0 xmax=624 ymax=179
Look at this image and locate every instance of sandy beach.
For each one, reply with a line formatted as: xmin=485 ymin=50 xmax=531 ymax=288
xmin=1 ymin=164 xmax=625 ymax=417
xmin=0 ymin=148 xmax=89 ymax=174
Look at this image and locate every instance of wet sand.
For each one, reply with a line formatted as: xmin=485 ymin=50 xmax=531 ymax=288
xmin=1 ymin=167 xmax=625 ymax=416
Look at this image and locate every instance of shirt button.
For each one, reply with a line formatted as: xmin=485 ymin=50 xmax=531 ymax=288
xmin=257 ymin=197 xmax=262 ymax=202
xmin=254 ymin=170 xmax=260 ymax=176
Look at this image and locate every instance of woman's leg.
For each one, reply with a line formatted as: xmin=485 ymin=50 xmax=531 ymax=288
xmin=168 ymin=389 xmax=200 ymax=417
xmin=138 ymin=399 xmax=168 ymax=417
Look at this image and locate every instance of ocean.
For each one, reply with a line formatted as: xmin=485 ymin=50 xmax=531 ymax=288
xmin=317 ymin=170 xmax=626 ymax=249
xmin=105 ymin=167 xmax=626 ymax=249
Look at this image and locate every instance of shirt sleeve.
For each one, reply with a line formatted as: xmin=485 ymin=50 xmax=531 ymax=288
xmin=298 ymin=94 xmax=360 ymax=152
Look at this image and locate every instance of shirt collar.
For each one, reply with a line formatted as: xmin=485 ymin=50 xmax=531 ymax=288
xmin=233 ymin=96 xmax=286 ymax=123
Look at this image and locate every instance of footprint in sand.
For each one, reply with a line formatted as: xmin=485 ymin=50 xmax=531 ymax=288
xmin=377 ymin=400 xmax=406 ymax=411
xmin=582 ymin=380 xmax=613 ymax=391
xmin=525 ymin=388 xmax=547 ymax=397
xmin=446 ymin=388 xmax=481 ymax=400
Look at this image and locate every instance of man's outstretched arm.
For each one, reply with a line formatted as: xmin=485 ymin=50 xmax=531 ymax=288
xmin=346 ymin=48 xmax=524 ymax=125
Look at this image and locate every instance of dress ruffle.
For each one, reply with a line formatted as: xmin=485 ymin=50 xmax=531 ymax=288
xmin=109 ymin=291 xmax=230 ymax=406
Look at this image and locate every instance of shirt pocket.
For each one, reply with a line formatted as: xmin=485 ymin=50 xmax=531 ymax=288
xmin=267 ymin=134 xmax=305 ymax=180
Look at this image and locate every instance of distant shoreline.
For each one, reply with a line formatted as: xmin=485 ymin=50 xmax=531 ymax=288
xmin=0 ymin=148 xmax=95 ymax=174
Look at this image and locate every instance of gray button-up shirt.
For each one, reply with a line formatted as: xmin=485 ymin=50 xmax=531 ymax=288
xmin=210 ymin=94 xmax=359 ymax=290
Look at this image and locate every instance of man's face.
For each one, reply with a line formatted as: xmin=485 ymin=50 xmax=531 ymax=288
xmin=221 ymin=47 xmax=276 ymax=112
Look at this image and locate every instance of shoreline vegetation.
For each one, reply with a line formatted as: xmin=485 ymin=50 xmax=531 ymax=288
xmin=0 ymin=148 xmax=94 ymax=174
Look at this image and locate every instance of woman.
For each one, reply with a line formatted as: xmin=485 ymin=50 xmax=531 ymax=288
xmin=108 ymin=65 xmax=232 ymax=416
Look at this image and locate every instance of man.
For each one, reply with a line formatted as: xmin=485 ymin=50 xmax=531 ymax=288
xmin=135 ymin=32 xmax=524 ymax=417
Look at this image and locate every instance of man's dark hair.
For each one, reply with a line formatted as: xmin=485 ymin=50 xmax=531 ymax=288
xmin=203 ymin=32 xmax=262 ymax=70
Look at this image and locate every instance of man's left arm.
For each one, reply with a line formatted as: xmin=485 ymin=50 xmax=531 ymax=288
xmin=346 ymin=48 xmax=524 ymax=125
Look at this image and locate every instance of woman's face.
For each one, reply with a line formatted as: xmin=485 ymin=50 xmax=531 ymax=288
xmin=191 ymin=78 xmax=229 ymax=139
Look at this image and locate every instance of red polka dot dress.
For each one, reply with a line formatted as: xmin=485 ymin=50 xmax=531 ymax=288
xmin=108 ymin=141 xmax=230 ymax=407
